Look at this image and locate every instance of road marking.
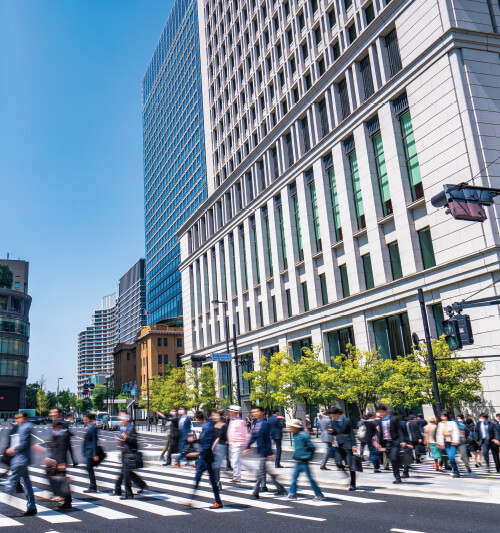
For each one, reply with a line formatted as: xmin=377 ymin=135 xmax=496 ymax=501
xmin=0 ymin=493 xmax=79 ymax=524
xmin=31 ymin=483 xmax=136 ymax=520
xmin=391 ymin=529 xmax=427 ymax=533
xmin=267 ymin=511 xmax=326 ymax=522
xmin=0 ymin=513 xmax=22 ymax=527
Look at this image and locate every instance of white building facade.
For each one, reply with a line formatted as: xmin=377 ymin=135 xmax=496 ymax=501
xmin=178 ymin=0 xmax=500 ymax=413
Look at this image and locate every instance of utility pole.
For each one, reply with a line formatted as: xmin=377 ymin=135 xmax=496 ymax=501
xmin=57 ymin=378 xmax=62 ymax=409
xmin=233 ymin=323 xmax=241 ymax=406
xmin=146 ymin=351 xmax=150 ymax=432
xmin=418 ymin=288 xmax=442 ymax=413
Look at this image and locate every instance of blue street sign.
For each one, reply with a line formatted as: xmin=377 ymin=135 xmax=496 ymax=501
xmin=212 ymin=352 xmax=232 ymax=362
xmin=130 ymin=389 xmax=137 ymax=396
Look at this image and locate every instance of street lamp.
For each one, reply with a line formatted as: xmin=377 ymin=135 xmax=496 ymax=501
xmin=56 ymin=378 xmax=63 ymax=408
xmin=212 ymin=299 xmax=235 ymax=404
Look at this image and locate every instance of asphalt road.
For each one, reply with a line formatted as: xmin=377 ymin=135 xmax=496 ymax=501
xmin=0 ymin=425 xmax=498 ymax=532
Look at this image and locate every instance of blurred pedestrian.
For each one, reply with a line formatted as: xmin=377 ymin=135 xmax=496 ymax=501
xmin=436 ymin=410 xmax=460 ymax=477
xmin=50 ymin=408 xmax=78 ymax=468
xmin=454 ymin=414 xmax=472 ymax=474
xmin=314 ymin=412 xmax=323 ymax=438
xmin=243 ymin=406 xmax=287 ymax=499
xmin=4 ymin=412 xmax=37 ymax=516
xmin=424 ymin=416 xmax=442 ymax=471
xmin=476 ymin=413 xmax=500 ymax=472
xmin=165 ymin=409 xmax=180 ymax=466
xmin=211 ymin=411 xmax=228 ymax=490
xmin=330 ymin=408 xmax=357 ymax=491
xmin=406 ymin=415 xmax=424 ymax=463
xmin=319 ymin=410 xmax=334 ymax=470
xmin=359 ymin=412 xmax=381 ymax=473
xmin=189 ymin=411 xmax=223 ymax=509
xmin=304 ymin=414 xmax=312 ymax=435
xmin=287 ymin=419 xmax=324 ymax=501
xmin=227 ymin=405 xmax=249 ymax=484
xmin=112 ymin=413 xmax=147 ymax=499
xmin=174 ymin=407 xmax=192 ymax=466
xmin=82 ymin=413 xmax=99 ymax=493
xmin=268 ymin=409 xmax=283 ymax=468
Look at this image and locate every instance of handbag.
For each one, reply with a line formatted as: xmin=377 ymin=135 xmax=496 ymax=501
xmin=135 ymin=451 xmax=144 ymax=469
xmin=93 ymin=445 xmax=106 ymax=467
xmin=48 ymin=475 xmax=70 ymax=497
xmin=415 ymin=443 xmax=426 ymax=456
xmin=399 ymin=446 xmax=414 ymax=466
xmin=349 ymin=454 xmax=363 ymax=472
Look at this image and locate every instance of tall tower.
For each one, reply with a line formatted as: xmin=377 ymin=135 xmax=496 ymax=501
xmin=143 ymin=0 xmax=208 ymax=326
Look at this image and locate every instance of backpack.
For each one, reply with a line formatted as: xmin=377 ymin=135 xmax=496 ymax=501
xmin=294 ymin=432 xmax=316 ymax=462
xmin=358 ymin=423 xmax=367 ymax=440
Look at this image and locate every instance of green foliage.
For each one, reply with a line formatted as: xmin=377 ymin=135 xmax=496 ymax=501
xmin=57 ymin=389 xmax=73 ymax=411
xmin=36 ymin=377 xmax=48 ymax=416
xmin=25 ymin=383 xmax=40 ymax=409
xmin=186 ymin=364 xmax=222 ymax=412
xmin=243 ymin=355 xmax=275 ymax=411
xmin=0 ymin=265 xmax=13 ymax=289
xmin=140 ymin=367 xmax=190 ymax=414
xmin=91 ymin=384 xmax=106 ymax=411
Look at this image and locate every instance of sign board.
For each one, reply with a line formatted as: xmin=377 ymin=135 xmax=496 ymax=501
xmin=130 ymin=389 xmax=137 ymax=396
xmin=212 ymin=352 xmax=232 ymax=362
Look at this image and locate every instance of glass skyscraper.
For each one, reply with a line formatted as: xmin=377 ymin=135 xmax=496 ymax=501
xmin=143 ymin=0 xmax=207 ymax=325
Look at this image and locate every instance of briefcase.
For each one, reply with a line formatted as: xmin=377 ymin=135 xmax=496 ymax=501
xmin=48 ymin=475 xmax=70 ymax=497
xmin=93 ymin=445 xmax=106 ymax=467
xmin=399 ymin=447 xmax=414 ymax=466
xmin=349 ymin=454 xmax=364 ymax=472
xmin=135 ymin=451 xmax=144 ymax=469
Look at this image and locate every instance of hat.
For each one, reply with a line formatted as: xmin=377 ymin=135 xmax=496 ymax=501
xmin=287 ymin=419 xmax=303 ymax=429
xmin=228 ymin=405 xmax=242 ymax=413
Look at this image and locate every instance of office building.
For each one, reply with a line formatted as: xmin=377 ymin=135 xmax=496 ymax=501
xmin=143 ymin=0 xmax=208 ymax=326
xmin=77 ymin=293 xmax=117 ymax=397
xmin=178 ymin=0 xmax=500 ymax=413
xmin=113 ymin=342 xmax=137 ymax=395
xmin=0 ymin=259 xmax=31 ymax=417
xmin=117 ymin=259 xmax=147 ymax=344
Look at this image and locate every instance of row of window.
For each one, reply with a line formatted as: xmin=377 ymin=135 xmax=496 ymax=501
xmin=0 ymin=358 xmax=28 ymax=378
xmin=156 ymin=337 xmax=184 ymax=347
xmin=0 ymin=338 xmax=29 ymax=357
xmin=0 ymin=318 xmax=30 ymax=337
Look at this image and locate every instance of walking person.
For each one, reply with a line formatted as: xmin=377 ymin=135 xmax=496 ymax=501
xmin=3 ymin=412 xmax=37 ymax=516
xmin=189 ymin=411 xmax=223 ymax=509
xmin=330 ymin=408 xmax=358 ymax=491
xmin=406 ymin=415 xmax=424 ymax=463
xmin=211 ymin=410 xmax=228 ymax=490
xmin=112 ymin=413 xmax=147 ymax=499
xmin=158 ymin=410 xmax=176 ymax=464
xmin=491 ymin=417 xmax=500 ymax=470
xmin=476 ymin=413 xmax=500 ymax=472
xmin=454 ymin=414 xmax=472 ymax=474
xmin=243 ymin=406 xmax=287 ymax=499
xmin=175 ymin=407 xmax=192 ymax=466
xmin=374 ymin=404 xmax=411 ymax=484
xmin=359 ymin=412 xmax=381 ymax=473
xmin=436 ymin=410 xmax=461 ymax=477
xmin=304 ymin=414 xmax=312 ymax=435
xmin=165 ymin=410 xmax=180 ymax=466
xmin=268 ymin=409 xmax=283 ymax=468
xmin=82 ymin=413 xmax=99 ymax=493
xmin=287 ymin=419 xmax=324 ymax=501
xmin=424 ymin=416 xmax=443 ymax=471
xmin=314 ymin=413 xmax=322 ymax=438
xmin=227 ymin=405 xmax=249 ymax=484
xmin=319 ymin=410 xmax=334 ymax=470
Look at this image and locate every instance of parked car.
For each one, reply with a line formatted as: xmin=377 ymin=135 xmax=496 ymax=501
xmin=27 ymin=416 xmax=44 ymax=425
xmin=191 ymin=420 xmax=202 ymax=439
xmin=96 ymin=413 xmax=107 ymax=429
xmin=108 ymin=415 xmax=120 ymax=431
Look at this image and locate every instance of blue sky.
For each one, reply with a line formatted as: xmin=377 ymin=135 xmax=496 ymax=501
xmin=0 ymin=0 xmax=174 ymax=392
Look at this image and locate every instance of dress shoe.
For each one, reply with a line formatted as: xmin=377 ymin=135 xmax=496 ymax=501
xmin=348 ymin=485 xmax=356 ymax=491
xmin=109 ymin=491 xmax=122 ymax=496
xmin=373 ymin=469 xmax=382 ymax=473
xmin=120 ymin=493 xmax=133 ymax=500
xmin=137 ymin=485 xmax=148 ymax=494
xmin=173 ymin=462 xmax=180 ymax=467
xmin=273 ymin=490 xmax=287 ymax=496
xmin=209 ymin=502 xmax=223 ymax=509
xmin=402 ymin=472 xmax=410 ymax=479
xmin=320 ymin=466 xmax=329 ymax=470
xmin=261 ymin=486 xmax=269 ymax=492
xmin=23 ymin=509 xmax=37 ymax=516
xmin=83 ymin=489 xmax=97 ymax=493
xmin=393 ymin=479 xmax=402 ymax=484
xmin=251 ymin=493 xmax=260 ymax=499
xmin=58 ymin=503 xmax=72 ymax=510
xmin=72 ymin=463 xmax=79 ymax=467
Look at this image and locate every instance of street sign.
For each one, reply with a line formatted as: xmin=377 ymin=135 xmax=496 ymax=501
xmin=212 ymin=352 xmax=232 ymax=362
xmin=130 ymin=389 xmax=137 ymax=396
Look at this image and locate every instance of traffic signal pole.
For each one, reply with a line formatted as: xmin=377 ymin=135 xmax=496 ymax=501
xmin=418 ymin=288 xmax=442 ymax=414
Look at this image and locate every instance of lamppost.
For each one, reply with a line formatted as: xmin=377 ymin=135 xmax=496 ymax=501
xmin=56 ymin=378 xmax=62 ymax=408
xmin=212 ymin=300 xmax=234 ymax=404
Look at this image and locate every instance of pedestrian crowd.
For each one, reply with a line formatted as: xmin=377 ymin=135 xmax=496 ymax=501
xmin=1 ymin=406 xmax=500 ymax=513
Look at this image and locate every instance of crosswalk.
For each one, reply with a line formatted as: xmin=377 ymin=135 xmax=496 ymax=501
xmin=0 ymin=460 xmax=385 ymax=527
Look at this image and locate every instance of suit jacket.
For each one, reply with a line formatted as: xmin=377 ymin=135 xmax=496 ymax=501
xmin=331 ymin=417 xmax=356 ymax=449
xmin=178 ymin=415 xmax=192 ymax=438
xmin=268 ymin=415 xmax=283 ymax=440
xmin=319 ymin=417 xmax=334 ymax=443
xmin=121 ymin=423 xmax=139 ymax=456
xmin=83 ymin=422 xmax=98 ymax=459
xmin=47 ymin=426 xmax=70 ymax=465
xmin=475 ymin=421 xmax=495 ymax=443
xmin=376 ymin=416 xmax=408 ymax=446
xmin=491 ymin=423 xmax=500 ymax=441
xmin=11 ymin=422 xmax=33 ymax=467
xmin=360 ymin=419 xmax=378 ymax=444
xmin=407 ymin=420 xmax=423 ymax=442
xmin=246 ymin=418 xmax=272 ymax=457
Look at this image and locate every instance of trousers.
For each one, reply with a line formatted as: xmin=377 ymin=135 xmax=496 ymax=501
xmin=320 ymin=442 xmax=334 ymax=467
xmin=253 ymin=457 xmax=285 ymax=496
xmin=86 ymin=457 xmax=97 ymax=490
xmin=384 ymin=441 xmax=401 ymax=481
xmin=192 ymin=452 xmax=221 ymax=504
xmin=273 ymin=438 xmax=282 ymax=467
xmin=6 ymin=464 xmax=36 ymax=512
xmin=289 ymin=461 xmax=322 ymax=497
xmin=213 ymin=442 xmax=227 ymax=484
xmin=229 ymin=444 xmax=244 ymax=480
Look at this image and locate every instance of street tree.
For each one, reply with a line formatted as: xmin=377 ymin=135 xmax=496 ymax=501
xmin=243 ymin=355 xmax=275 ymax=411
xmin=91 ymin=384 xmax=106 ymax=411
xmin=186 ymin=364 xmax=221 ymax=412
xmin=36 ymin=377 xmax=48 ymax=416
xmin=25 ymin=383 xmax=40 ymax=409
xmin=58 ymin=389 xmax=73 ymax=411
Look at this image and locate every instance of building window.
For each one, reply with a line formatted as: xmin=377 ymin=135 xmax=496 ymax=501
xmin=177 ymin=338 xmax=183 ymax=347
xmin=364 ymin=3 xmax=375 ymax=25
xmin=418 ymin=227 xmax=436 ymax=269
xmin=319 ymin=273 xmax=328 ymax=305
xmin=326 ymin=327 xmax=355 ymax=362
xmin=318 ymin=98 xmax=329 ymax=138
xmin=219 ymin=361 xmax=231 ymax=398
xmin=277 ymin=204 xmax=288 ymax=270
xmin=385 ymin=28 xmax=402 ymax=77
xmin=362 ymin=253 xmax=375 ymax=290
xmin=302 ymin=282 xmax=309 ymax=312
xmin=240 ymin=354 xmax=254 ymax=395
xmin=292 ymin=190 xmax=304 ymax=261
xmin=360 ymin=55 xmax=374 ymax=99
xmin=349 ymin=151 xmax=366 ymax=230
xmin=301 ymin=117 xmax=311 ymax=152
xmin=158 ymin=354 xmax=162 ymax=365
xmin=262 ymin=345 xmax=280 ymax=360
xmin=344 ymin=0 xmax=353 ymax=9
xmin=372 ymin=312 xmax=411 ymax=359
xmin=163 ymin=338 xmax=168 ymax=346
xmin=371 ymin=132 xmax=392 ymax=216
xmin=328 ymin=165 xmax=343 ymax=241
xmin=272 ymin=295 xmax=277 ymax=322
xmin=251 ymin=217 xmax=261 ymax=284
xmin=348 ymin=23 xmax=356 ymax=44
xmin=285 ymin=132 xmax=294 ymax=167
xmin=339 ymin=264 xmax=350 ymax=298
xmin=286 ymin=289 xmax=292 ymax=317
xmin=127 ymin=353 xmax=130 ymax=361
xmin=264 ymin=210 xmax=273 ymax=276
xmin=291 ymin=337 xmax=312 ymax=362
xmin=176 ymin=354 xmax=183 ymax=367
xmin=431 ymin=304 xmax=446 ymax=339
xmin=388 ymin=241 xmax=403 ymax=280
xmin=309 ymin=181 xmax=322 ymax=252
xmin=247 ymin=307 xmax=252 ymax=331
xmin=157 ymin=338 xmax=162 ymax=347
xmin=258 ymin=301 xmax=264 ymax=327
xmin=338 ymin=78 xmax=350 ymax=120
xmin=400 ymin=109 xmax=423 ymax=201
xmin=239 ymin=226 xmax=248 ymax=290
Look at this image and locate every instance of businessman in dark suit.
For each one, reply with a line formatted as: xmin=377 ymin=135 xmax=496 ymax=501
xmin=82 ymin=413 xmax=99 ymax=492
xmin=330 ymin=408 xmax=357 ymax=491
xmin=268 ymin=409 xmax=283 ymax=468
xmin=476 ymin=413 xmax=500 ymax=472
xmin=375 ymin=404 xmax=410 ymax=484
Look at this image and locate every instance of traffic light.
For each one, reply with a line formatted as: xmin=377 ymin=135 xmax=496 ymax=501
xmin=431 ymin=184 xmax=495 ymax=222
xmin=191 ymin=355 xmax=207 ymax=368
xmin=454 ymin=313 xmax=474 ymax=345
xmin=443 ymin=318 xmax=462 ymax=350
